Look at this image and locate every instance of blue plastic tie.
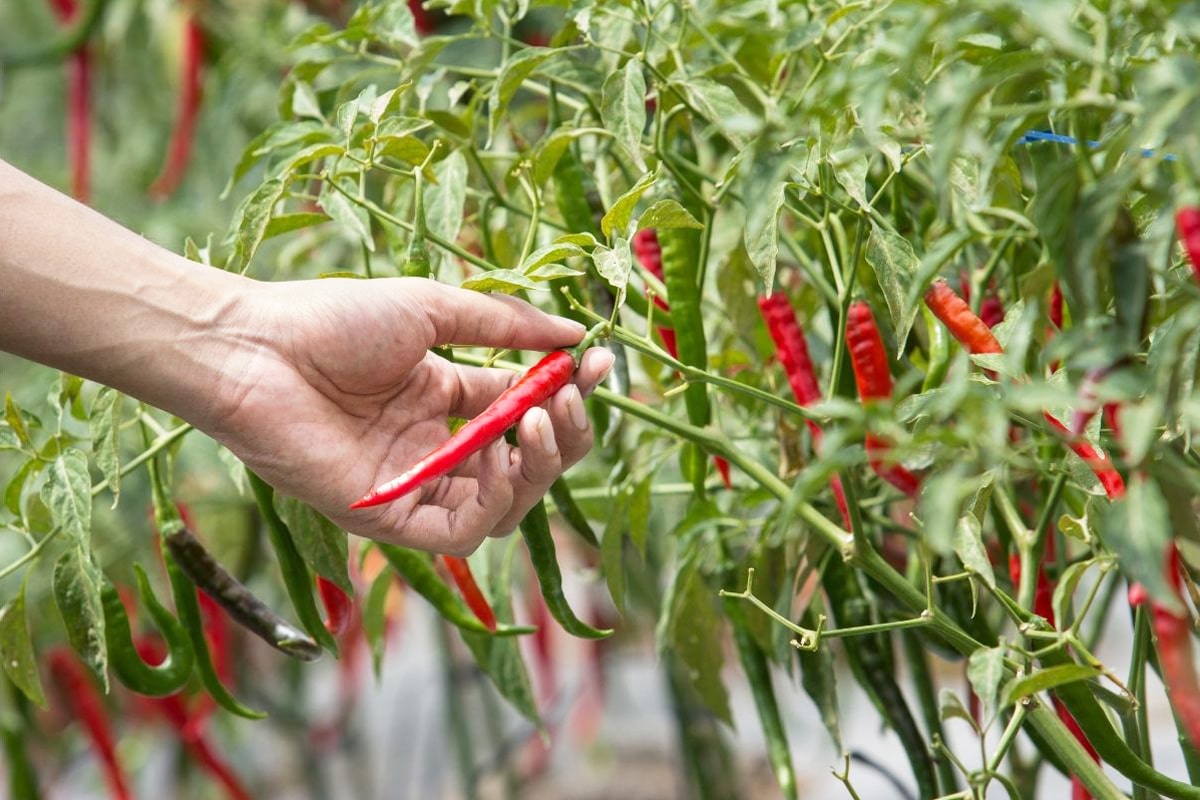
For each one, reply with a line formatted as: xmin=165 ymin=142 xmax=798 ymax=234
xmin=1017 ymin=129 xmax=1175 ymax=161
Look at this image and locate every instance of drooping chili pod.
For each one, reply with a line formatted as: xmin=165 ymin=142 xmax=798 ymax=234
xmin=317 ymin=576 xmax=353 ymax=638
xmin=376 ymin=543 xmax=533 ymax=637
xmin=547 ymin=477 xmax=599 ymax=548
xmin=247 ymin=470 xmax=340 ymax=655
xmin=725 ymin=598 xmax=797 ymax=800
xmin=164 ymin=527 xmax=322 ymax=661
xmin=149 ymin=14 xmax=204 ymax=198
xmin=441 ymin=555 xmax=498 ymax=632
xmin=102 ymin=565 xmax=195 ymax=696
xmin=47 ymin=648 xmax=133 ymax=800
xmin=1176 ymin=207 xmax=1200 ymax=283
xmin=46 ymin=0 xmax=92 ymax=203
xmin=402 ymin=165 xmax=431 ymax=278
xmin=519 ymin=499 xmax=611 ymax=639
xmin=923 ymin=279 xmax=1002 ymax=356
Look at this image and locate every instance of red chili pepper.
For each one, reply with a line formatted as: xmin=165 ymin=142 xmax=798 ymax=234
xmin=1130 ymin=546 xmax=1200 ymax=751
xmin=636 ymin=230 xmax=732 ymax=489
xmin=847 ymin=301 xmax=921 ymax=497
xmin=1176 ymin=207 xmax=1200 ymax=284
xmin=47 ymin=648 xmax=133 ymax=800
xmin=1049 ymin=282 xmax=1064 ymax=330
xmin=758 ymin=291 xmax=851 ymax=526
xmin=317 ymin=576 xmax=353 ymax=637
xmin=441 ymin=555 xmax=497 ymax=632
xmin=408 ymin=0 xmax=437 ymax=35
xmin=150 ymin=15 xmax=205 ymax=199
xmin=47 ymin=0 xmax=91 ymax=203
xmin=1042 ymin=413 xmax=1126 ymax=500
xmin=351 ymin=348 xmax=578 ymax=509
xmin=923 ymin=279 xmax=1003 ymax=355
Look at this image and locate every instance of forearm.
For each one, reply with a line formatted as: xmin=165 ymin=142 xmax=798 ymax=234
xmin=0 ymin=159 xmax=255 ymax=430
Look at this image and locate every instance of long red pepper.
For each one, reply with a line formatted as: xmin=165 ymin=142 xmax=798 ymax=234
xmin=351 ymin=348 xmax=578 ymax=508
xmin=925 ymin=279 xmax=1125 ymax=500
xmin=846 ymin=300 xmax=921 ymax=498
xmin=317 ymin=576 xmax=353 ymax=637
xmin=47 ymin=648 xmax=133 ymax=800
xmin=635 ymin=229 xmax=732 ymax=489
xmin=47 ymin=0 xmax=91 ymax=203
xmin=1050 ymin=282 xmax=1065 ymax=330
xmin=441 ymin=555 xmax=497 ymax=632
xmin=150 ymin=15 xmax=204 ymax=198
xmin=1129 ymin=547 xmax=1200 ymax=751
xmin=1176 ymin=208 xmax=1200 ymax=284
xmin=757 ymin=292 xmax=850 ymax=527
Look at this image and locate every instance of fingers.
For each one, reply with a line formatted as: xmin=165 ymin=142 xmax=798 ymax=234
xmin=411 ymin=281 xmax=587 ymax=351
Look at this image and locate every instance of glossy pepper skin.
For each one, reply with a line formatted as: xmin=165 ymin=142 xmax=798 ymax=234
xmin=846 ymin=300 xmax=921 ymax=497
xmin=924 ymin=279 xmax=1003 ymax=355
xmin=758 ymin=291 xmax=850 ymax=526
xmin=440 ymin=555 xmax=497 ymax=632
xmin=317 ymin=576 xmax=353 ymax=637
xmin=351 ymin=349 xmax=576 ymax=508
xmin=1176 ymin=207 xmax=1200 ymax=283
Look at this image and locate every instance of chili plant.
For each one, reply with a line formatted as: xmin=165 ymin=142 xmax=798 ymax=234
xmin=6 ymin=1 xmax=1200 ymax=798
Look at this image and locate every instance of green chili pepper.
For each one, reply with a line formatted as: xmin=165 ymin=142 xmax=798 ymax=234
xmin=102 ymin=565 xmax=195 ymax=696
xmin=823 ymin=555 xmax=938 ymax=800
xmin=0 ymin=677 xmax=40 ymax=800
xmin=548 ymin=478 xmax=599 ymax=548
xmin=920 ymin=305 xmax=950 ymax=392
xmin=247 ymin=471 xmax=339 ymax=655
xmin=163 ymin=528 xmax=321 ymax=662
xmin=519 ymin=499 xmax=611 ymax=639
xmin=142 ymin=417 xmax=263 ymax=719
xmin=402 ymin=171 xmax=431 ymax=279
xmin=376 ymin=543 xmax=534 ymax=637
xmin=725 ymin=598 xmax=797 ymax=800
xmin=161 ymin=543 xmax=266 ymax=720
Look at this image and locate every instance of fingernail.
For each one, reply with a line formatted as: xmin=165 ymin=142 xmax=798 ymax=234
xmin=567 ymin=385 xmax=588 ymax=430
xmin=535 ymin=408 xmax=558 ymax=455
xmin=596 ymin=350 xmax=615 ymax=383
xmin=566 ymin=319 xmax=587 ymax=335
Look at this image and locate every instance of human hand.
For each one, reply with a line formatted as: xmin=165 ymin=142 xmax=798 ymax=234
xmin=205 ymin=277 xmax=613 ymax=554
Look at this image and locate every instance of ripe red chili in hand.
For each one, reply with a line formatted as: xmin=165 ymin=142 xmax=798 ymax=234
xmin=441 ymin=555 xmax=497 ymax=632
xmin=351 ymin=346 xmax=582 ymax=509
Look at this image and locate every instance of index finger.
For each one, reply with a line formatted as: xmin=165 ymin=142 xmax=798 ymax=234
xmin=411 ymin=281 xmax=586 ymax=351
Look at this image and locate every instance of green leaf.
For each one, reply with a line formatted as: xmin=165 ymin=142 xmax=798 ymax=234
xmin=601 ymin=59 xmax=647 ymax=171
xmin=600 ymin=169 xmax=658 ymax=240
xmin=939 ymin=688 xmax=981 ymax=734
xmin=40 ymin=449 xmax=91 ymax=549
xmin=264 ymin=212 xmax=330 ymax=241
xmin=4 ymin=461 xmax=36 ymax=518
xmin=4 ymin=394 xmax=30 ymax=450
xmin=1004 ymin=663 xmax=1101 ymax=706
xmin=657 ymin=555 xmax=732 ymax=725
xmin=1096 ymin=474 xmax=1180 ymax=613
xmin=426 ymin=151 xmax=468 ymax=266
xmin=744 ymin=181 xmax=785 ymax=291
xmin=488 ymin=47 xmax=558 ymax=145
xmin=797 ymin=606 xmax=841 ymax=752
xmin=1052 ymin=559 xmax=1094 ymax=629
xmin=291 ymin=81 xmax=324 ymax=121
xmin=318 ymin=180 xmax=374 ymax=252
xmin=954 ymin=514 xmax=995 ymax=589
xmin=517 ymin=242 xmax=587 ymax=274
xmin=276 ymin=142 xmax=344 ymax=177
xmin=362 ymin=566 xmax=392 ymax=680
xmin=531 ymin=127 xmax=590 ymax=187
xmin=274 ymin=496 xmax=352 ymax=595
xmin=461 ymin=269 xmax=539 ymax=294
xmin=591 ymin=237 xmax=633 ymax=301
xmin=0 ymin=581 xmax=46 ymax=708
xmin=677 ymin=77 xmax=754 ymax=147
xmin=865 ymin=226 xmax=920 ymax=354
xmin=638 ymin=199 xmax=703 ymax=232
xmin=966 ymin=645 xmax=1004 ymax=726
xmin=228 ymin=177 xmax=288 ymax=273
xmin=0 ymin=425 xmax=17 ymax=451
xmin=53 ymin=548 xmax=107 ymax=690
xmin=88 ymin=388 xmax=120 ymax=509
xmin=601 ymin=502 xmax=627 ymax=616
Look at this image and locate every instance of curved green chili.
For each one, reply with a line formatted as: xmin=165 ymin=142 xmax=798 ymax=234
xmin=920 ymin=305 xmax=950 ymax=392
xmin=102 ymin=565 xmax=195 ymax=696
xmin=823 ymin=555 xmax=938 ymax=800
xmin=162 ymin=543 xmax=266 ymax=720
xmin=376 ymin=543 xmax=534 ymax=637
xmin=164 ymin=528 xmax=321 ymax=662
xmin=519 ymin=499 xmax=611 ymax=639
xmin=247 ymin=471 xmax=339 ymax=655
xmin=402 ymin=170 xmax=431 ymax=278
xmin=725 ymin=598 xmax=797 ymax=800
xmin=548 ymin=478 xmax=599 ymax=548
